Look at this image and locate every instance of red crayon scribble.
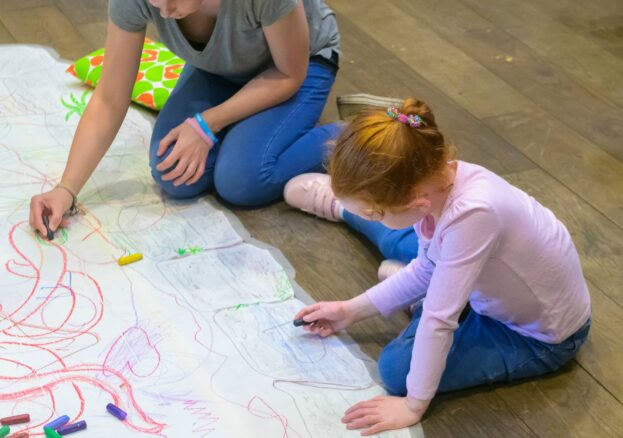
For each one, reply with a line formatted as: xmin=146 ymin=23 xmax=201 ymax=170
xmin=247 ymin=396 xmax=302 ymax=438
xmin=1 ymin=221 xmax=165 ymax=436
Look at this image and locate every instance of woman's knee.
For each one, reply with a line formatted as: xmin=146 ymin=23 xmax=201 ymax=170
xmin=149 ymin=166 xmax=210 ymax=199
xmin=215 ymin=175 xmax=281 ymax=207
xmin=213 ymin=162 xmax=282 ymax=207
xmin=149 ymin=150 xmax=213 ymax=200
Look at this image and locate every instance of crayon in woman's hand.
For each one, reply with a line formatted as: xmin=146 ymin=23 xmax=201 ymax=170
xmin=293 ymin=318 xmax=313 ymax=327
xmin=42 ymin=214 xmax=54 ymax=240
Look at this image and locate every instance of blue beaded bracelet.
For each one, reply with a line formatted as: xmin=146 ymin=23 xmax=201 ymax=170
xmin=193 ymin=113 xmax=219 ymax=145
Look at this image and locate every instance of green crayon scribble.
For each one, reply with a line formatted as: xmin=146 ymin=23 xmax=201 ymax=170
xmin=60 ymin=90 xmax=90 ymax=121
xmin=35 ymin=227 xmax=68 ymax=246
xmin=276 ymin=271 xmax=294 ymax=301
xmin=176 ymin=245 xmax=204 ymax=257
xmin=234 ymin=301 xmax=260 ymax=310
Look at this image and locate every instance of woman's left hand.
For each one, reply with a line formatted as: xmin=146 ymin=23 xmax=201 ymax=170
xmin=156 ymin=121 xmax=213 ymax=186
xmin=342 ymin=395 xmax=429 ymax=436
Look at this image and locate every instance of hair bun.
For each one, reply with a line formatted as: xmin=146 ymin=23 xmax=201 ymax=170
xmin=400 ymin=98 xmax=436 ymax=128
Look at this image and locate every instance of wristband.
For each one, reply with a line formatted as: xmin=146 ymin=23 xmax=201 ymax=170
xmin=185 ymin=117 xmax=215 ymax=148
xmin=193 ymin=112 xmax=219 ymax=145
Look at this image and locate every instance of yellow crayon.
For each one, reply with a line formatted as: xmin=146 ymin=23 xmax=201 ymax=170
xmin=118 ymin=253 xmax=143 ymax=266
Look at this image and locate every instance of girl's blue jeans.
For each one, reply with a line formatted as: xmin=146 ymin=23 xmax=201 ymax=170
xmin=149 ymin=60 xmax=341 ymax=207
xmin=379 ymin=306 xmax=591 ymax=396
xmin=340 ymin=213 xmax=591 ymax=396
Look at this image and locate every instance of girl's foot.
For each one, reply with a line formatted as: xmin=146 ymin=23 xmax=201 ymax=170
xmin=283 ymin=173 xmax=343 ymax=222
xmin=377 ymin=259 xmax=423 ymax=317
xmin=377 ymin=259 xmax=406 ymax=281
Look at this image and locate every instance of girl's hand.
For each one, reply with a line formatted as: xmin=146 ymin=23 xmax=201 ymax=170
xmin=30 ymin=188 xmax=74 ymax=238
xmin=156 ymin=121 xmax=213 ymax=186
xmin=342 ymin=396 xmax=429 ymax=436
xmin=294 ymin=301 xmax=355 ymax=337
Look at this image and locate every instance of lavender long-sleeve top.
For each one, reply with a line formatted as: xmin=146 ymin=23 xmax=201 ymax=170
xmin=366 ymin=161 xmax=591 ymax=400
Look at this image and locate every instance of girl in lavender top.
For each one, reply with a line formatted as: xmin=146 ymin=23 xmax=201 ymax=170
xmin=283 ymin=97 xmax=591 ymax=435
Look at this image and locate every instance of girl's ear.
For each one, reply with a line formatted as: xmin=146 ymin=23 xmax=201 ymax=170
xmin=406 ymin=195 xmax=431 ymax=213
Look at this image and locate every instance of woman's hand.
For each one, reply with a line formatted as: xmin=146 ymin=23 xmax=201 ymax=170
xmin=30 ymin=188 xmax=74 ymax=238
xmin=155 ymin=121 xmax=213 ymax=186
xmin=294 ymin=301 xmax=355 ymax=337
xmin=342 ymin=396 xmax=429 ymax=436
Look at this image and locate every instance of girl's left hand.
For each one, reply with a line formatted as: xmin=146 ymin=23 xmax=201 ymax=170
xmin=156 ymin=121 xmax=213 ymax=186
xmin=342 ymin=395 xmax=429 ymax=436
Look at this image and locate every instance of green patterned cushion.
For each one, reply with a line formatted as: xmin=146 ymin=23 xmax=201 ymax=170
xmin=66 ymin=38 xmax=185 ymax=111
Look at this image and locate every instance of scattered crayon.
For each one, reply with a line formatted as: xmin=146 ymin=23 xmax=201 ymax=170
xmin=44 ymin=416 xmax=69 ymax=431
xmin=0 ymin=414 xmax=29 ymax=426
xmin=106 ymin=403 xmax=127 ymax=421
xmin=117 ymin=253 xmax=143 ymax=266
xmin=8 ymin=432 xmax=28 ymax=438
xmin=43 ymin=428 xmax=62 ymax=438
xmin=0 ymin=425 xmax=9 ymax=438
xmin=57 ymin=420 xmax=86 ymax=435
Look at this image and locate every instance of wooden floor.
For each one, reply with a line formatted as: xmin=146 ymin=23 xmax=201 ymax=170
xmin=1 ymin=0 xmax=622 ymax=436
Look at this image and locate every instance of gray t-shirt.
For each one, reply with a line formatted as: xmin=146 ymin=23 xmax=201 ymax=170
xmin=108 ymin=0 xmax=340 ymax=83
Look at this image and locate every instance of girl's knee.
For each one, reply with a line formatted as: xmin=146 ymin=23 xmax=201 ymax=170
xmin=378 ymin=342 xmax=410 ymax=396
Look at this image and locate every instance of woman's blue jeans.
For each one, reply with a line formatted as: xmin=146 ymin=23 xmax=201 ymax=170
xmin=149 ymin=60 xmax=341 ymax=207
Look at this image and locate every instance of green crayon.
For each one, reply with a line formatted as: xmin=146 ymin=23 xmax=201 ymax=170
xmin=0 ymin=425 xmax=9 ymax=438
xmin=44 ymin=427 xmax=62 ymax=438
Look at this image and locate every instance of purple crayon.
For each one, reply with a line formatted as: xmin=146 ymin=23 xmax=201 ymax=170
xmin=44 ymin=415 xmax=70 ymax=430
xmin=57 ymin=420 xmax=86 ymax=435
xmin=106 ymin=403 xmax=127 ymax=421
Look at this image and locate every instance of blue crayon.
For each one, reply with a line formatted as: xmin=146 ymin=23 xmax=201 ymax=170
xmin=45 ymin=415 xmax=70 ymax=430
xmin=57 ymin=420 xmax=86 ymax=435
xmin=106 ymin=403 xmax=127 ymax=421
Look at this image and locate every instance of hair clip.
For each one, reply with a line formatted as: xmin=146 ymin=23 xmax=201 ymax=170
xmin=386 ymin=106 xmax=423 ymax=128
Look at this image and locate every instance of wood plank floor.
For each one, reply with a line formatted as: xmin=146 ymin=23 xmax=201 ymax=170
xmin=1 ymin=1 xmax=622 ymax=436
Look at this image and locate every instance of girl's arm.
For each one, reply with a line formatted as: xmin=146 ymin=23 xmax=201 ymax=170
xmin=199 ymin=2 xmax=309 ymax=132
xmin=405 ymin=206 xmax=501 ymax=401
xmin=30 ymin=20 xmax=145 ymax=235
xmin=343 ymin=206 xmax=502 ymax=436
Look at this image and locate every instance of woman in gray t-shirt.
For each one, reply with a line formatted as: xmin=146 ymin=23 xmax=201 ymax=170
xmin=30 ymin=0 xmax=340 ymax=234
